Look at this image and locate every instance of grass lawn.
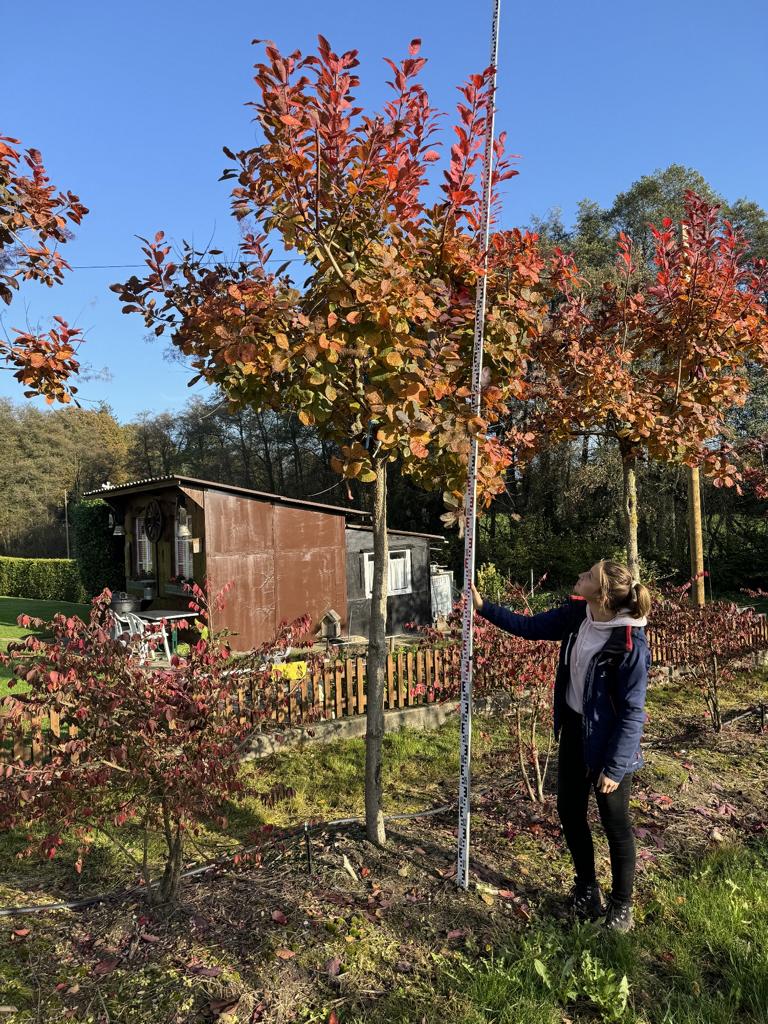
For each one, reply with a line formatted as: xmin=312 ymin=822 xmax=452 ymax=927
xmin=1 ymin=665 xmax=768 ymax=1023
xmin=0 ymin=594 xmax=90 ymax=696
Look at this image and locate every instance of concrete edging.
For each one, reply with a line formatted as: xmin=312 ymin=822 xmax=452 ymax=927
xmin=242 ymin=694 xmax=509 ymax=759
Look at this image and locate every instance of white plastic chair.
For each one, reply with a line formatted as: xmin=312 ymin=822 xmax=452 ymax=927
xmin=111 ymin=612 xmax=152 ymax=662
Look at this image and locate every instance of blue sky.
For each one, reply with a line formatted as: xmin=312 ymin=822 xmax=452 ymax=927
xmin=2 ymin=0 xmax=767 ymax=421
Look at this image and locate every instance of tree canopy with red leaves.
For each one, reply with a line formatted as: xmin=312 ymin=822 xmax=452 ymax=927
xmin=114 ymin=35 xmax=572 ymax=842
xmin=0 ymin=134 xmax=87 ymax=403
xmin=537 ymin=192 xmax=768 ymax=576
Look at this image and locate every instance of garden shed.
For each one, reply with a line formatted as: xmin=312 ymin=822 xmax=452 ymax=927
xmin=86 ymin=476 xmax=365 ymax=650
xmin=86 ymin=476 xmax=445 ymax=650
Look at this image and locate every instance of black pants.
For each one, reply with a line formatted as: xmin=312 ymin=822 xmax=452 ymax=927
xmin=556 ymin=705 xmax=636 ymax=903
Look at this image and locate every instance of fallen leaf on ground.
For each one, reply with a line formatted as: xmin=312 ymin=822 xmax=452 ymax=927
xmin=275 ymin=948 xmax=296 ymax=960
xmin=325 ymin=957 xmax=342 ymax=977
xmin=209 ymin=996 xmax=240 ymax=1016
xmin=186 ymin=961 xmax=222 ymax=978
xmin=92 ymin=958 xmax=120 ymax=976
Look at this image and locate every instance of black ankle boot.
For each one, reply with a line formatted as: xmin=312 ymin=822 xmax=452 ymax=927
xmin=603 ymin=896 xmax=634 ymax=932
xmin=568 ymin=878 xmax=604 ymax=921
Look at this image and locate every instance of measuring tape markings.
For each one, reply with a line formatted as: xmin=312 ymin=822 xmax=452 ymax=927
xmin=457 ymin=0 xmax=503 ymax=891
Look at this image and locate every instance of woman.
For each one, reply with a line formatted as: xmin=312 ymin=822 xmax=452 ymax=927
xmin=472 ymin=560 xmax=652 ymax=932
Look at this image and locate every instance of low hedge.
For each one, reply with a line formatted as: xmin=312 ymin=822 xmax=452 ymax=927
xmin=0 ymin=556 xmax=85 ymax=602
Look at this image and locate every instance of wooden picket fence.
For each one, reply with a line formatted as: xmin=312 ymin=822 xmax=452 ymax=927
xmin=0 ymin=647 xmax=463 ymax=768
xmin=4 ymin=618 xmax=768 ymax=768
xmin=646 ymin=618 xmax=768 ymax=666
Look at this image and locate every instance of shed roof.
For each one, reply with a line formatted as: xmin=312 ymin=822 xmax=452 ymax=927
xmin=346 ymin=522 xmax=445 ymax=542
xmin=84 ymin=475 xmax=369 ymax=518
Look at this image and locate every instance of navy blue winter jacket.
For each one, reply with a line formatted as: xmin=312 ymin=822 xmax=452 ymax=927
xmin=479 ymin=596 xmax=650 ymax=783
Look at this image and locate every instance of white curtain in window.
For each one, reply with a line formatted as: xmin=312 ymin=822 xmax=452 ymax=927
xmin=134 ymin=516 xmax=153 ymax=575
xmin=362 ymin=550 xmax=412 ymax=597
xmin=389 ymin=551 xmax=409 ymax=593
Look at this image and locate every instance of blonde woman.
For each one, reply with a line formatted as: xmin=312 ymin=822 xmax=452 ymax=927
xmin=472 ymin=560 xmax=652 ymax=931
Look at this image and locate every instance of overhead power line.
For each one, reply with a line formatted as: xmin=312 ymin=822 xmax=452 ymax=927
xmin=69 ymin=257 xmax=304 ymax=270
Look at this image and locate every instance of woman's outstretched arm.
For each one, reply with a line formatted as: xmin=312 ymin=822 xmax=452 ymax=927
xmin=472 ymin=584 xmax=572 ymax=642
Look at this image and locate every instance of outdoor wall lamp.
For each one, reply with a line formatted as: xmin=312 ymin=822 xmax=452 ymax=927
xmin=177 ymin=496 xmax=192 ymax=539
xmin=110 ymin=508 xmax=125 ymax=537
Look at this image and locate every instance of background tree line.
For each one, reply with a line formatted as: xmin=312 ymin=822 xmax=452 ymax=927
xmin=3 ymin=164 xmax=766 ymax=593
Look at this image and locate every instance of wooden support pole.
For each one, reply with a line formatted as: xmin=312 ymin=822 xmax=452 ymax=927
xmin=688 ymin=465 xmax=706 ymax=607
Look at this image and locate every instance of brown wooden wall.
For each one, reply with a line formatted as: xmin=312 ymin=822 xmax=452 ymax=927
xmin=201 ymin=490 xmax=348 ymax=650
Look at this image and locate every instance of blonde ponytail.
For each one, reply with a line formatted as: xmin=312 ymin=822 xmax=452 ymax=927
xmin=596 ymin=560 xmax=652 ymax=619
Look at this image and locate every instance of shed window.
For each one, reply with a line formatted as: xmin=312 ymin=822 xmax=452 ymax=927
xmin=362 ymin=550 xmax=412 ymax=598
xmin=134 ymin=516 xmax=153 ymax=576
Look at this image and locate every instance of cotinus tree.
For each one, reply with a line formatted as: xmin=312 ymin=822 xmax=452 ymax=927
xmin=0 ymin=135 xmax=87 ymax=402
xmin=539 ymin=192 xmax=768 ymax=579
xmin=114 ymin=37 xmax=566 ymax=843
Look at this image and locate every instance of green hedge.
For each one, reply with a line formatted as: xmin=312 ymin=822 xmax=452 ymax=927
xmin=0 ymin=556 xmax=85 ymax=602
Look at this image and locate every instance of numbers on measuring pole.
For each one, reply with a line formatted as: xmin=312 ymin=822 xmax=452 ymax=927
xmin=457 ymin=0 xmax=503 ymax=892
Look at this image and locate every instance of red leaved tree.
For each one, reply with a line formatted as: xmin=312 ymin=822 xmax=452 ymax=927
xmin=0 ymin=134 xmax=87 ymax=402
xmin=538 ymin=192 xmax=768 ymax=579
xmin=113 ymin=37 xmax=569 ymax=843
xmin=0 ymin=584 xmax=313 ymax=904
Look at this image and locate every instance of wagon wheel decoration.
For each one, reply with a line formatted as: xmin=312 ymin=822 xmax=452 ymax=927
xmin=144 ymin=499 xmax=164 ymax=543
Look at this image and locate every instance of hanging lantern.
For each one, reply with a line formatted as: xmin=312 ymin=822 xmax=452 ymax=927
xmin=177 ymin=497 xmax=192 ymax=539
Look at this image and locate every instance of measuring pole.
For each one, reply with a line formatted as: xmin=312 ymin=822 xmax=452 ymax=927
xmin=64 ymin=490 xmax=70 ymax=559
xmin=457 ymin=0 xmax=502 ymax=891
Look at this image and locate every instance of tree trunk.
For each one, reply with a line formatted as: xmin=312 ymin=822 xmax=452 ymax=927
xmin=156 ymin=799 xmax=185 ymax=905
xmin=621 ymin=446 xmax=640 ymax=581
xmin=365 ymin=457 xmax=388 ymax=844
xmin=687 ymin=466 xmax=706 ymax=607
xmin=255 ymin=412 xmax=277 ymax=492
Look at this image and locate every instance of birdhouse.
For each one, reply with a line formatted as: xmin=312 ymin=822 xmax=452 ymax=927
xmin=320 ymin=608 xmax=342 ymax=639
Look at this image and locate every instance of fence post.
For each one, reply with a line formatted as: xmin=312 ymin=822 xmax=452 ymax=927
xmin=406 ymin=652 xmax=415 ymax=706
xmin=386 ymin=655 xmax=395 ymax=710
xmin=345 ymin=658 xmax=355 ymax=716
xmin=397 ymin=652 xmax=406 ymax=708
xmin=332 ymin=661 xmax=343 ymax=719
xmin=356 ymin=657 xmax=366 ymax=713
